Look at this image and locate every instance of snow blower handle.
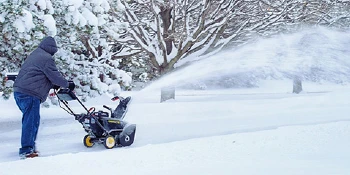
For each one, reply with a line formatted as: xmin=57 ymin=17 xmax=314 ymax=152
xmin=55 ymin=88 xmax=90 ymax=114
xmin=103 ymin=105 xmax=113 ymax=115
xmin=88 ymin=107 xmax=96 ymax=114
xmin=103 ymin=105 xmax=112 ymax=111
xmin=111 ymin=96 xmax=120 ymax=101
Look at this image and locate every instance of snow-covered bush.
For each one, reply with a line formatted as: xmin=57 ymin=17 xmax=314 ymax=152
xmin=0 ymin=0 xmax=133 ymax=100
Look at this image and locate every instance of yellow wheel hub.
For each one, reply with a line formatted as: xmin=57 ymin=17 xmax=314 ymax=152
xmin=104 ymin=136 xmax=116 ymax=149
xmin=83 ymin=135 xmax=94 ymax=147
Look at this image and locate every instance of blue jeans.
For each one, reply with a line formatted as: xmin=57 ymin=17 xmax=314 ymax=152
xmin=14 ymin=92 xmax=41 ymax=155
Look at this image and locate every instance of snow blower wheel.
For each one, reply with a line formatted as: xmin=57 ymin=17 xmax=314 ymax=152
xmin=83 ymin=135 xmax=95 ymax=148
xmin=104 ymin=136 xmax=116 ymax=149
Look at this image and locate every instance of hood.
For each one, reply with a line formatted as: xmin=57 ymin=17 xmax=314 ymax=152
xmin=39 ymin=36 xmax=58 ymax=55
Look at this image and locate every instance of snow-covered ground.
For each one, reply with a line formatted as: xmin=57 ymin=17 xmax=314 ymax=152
xmin=1 ymin=27 xmax=350 ymax=174
xmin=1 ymin=81 xmax=350 ymax=175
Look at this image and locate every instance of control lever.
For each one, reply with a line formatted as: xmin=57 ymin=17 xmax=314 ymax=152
xmin=103 ymin=105 xmax=115 ymax=118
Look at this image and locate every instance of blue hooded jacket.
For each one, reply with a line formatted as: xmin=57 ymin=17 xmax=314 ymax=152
xmin=14 ymin=36 xmax=69 ymax=102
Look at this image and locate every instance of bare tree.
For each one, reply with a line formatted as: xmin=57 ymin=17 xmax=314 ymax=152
xmin=301 ymin=0 xmax=350 ymax=27
xmin=110 ymin=0 xmax=308 ymax=75
xmin=111 ymin=0 xmax=236 ymax=74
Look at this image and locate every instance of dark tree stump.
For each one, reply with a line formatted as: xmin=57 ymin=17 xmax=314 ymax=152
xmin=293 ymin=77 xmax=303 ymax=94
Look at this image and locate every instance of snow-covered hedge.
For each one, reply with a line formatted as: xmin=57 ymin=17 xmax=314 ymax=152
xmin=0 ymin=0 xmax=132 ymax=100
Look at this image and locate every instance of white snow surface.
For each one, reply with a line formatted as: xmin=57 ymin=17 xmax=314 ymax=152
xmin=43 ymin=14 xmax=57 ymax=36
xmin=1 ymin=28 xmax=350 ymax=174
xmin=13 ymin=9 xmax=35 ymax=33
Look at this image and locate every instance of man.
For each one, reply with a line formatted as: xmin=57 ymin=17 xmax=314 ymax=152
xmin=13 ymin=36 xmax=75 ymax=159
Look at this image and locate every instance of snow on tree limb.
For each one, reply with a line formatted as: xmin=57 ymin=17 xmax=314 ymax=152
xmin=112 ymin=0 xmax=239 ymax=74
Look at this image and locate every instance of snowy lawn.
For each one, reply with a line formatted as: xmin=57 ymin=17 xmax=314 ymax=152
xmin=0 ymin=80 xmax=350 ymax=175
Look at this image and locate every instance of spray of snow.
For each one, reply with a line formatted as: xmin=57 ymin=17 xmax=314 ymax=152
xmin=142 ymin=27 xmax=350 ymax=93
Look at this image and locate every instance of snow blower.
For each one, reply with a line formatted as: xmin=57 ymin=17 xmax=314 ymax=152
xmin=55 ymin=88 xmax=136 ymax=149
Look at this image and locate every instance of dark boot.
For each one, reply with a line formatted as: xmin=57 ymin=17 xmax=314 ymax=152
xmin=20 ymin=152 xmax=39 ymax=159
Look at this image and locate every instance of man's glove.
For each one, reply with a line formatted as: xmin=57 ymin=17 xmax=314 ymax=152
xmin=68 ymin=81 xmax=75 ymax=90
xmin=52 ymin=85 xmax=60 ymax=90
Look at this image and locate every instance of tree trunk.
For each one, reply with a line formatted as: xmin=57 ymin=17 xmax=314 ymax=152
xmin=160 ymin=86 xmax=175 ymax=102
xmin=160 ymin=6 xmax=173 ymax=55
